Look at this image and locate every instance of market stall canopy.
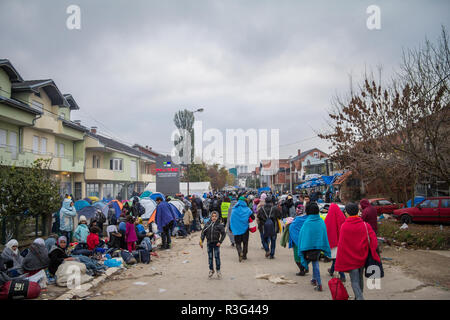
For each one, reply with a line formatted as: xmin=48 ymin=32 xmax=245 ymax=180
xmin=258 ymin=186 xmax=271 ymax=194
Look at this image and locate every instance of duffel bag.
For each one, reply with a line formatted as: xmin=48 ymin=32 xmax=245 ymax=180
xmin=0 ymin=280 xmax=41 ymax=300
xmin=121 ymin=250 xmax=137 ymax=265
xmin=138 ymin=249 xmax=150 ymax=264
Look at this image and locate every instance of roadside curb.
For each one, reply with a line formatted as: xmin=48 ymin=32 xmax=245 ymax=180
xmin=55 ymin=267 xmax=122 ymax=300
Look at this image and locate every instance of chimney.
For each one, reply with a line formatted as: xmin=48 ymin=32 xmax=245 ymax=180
xmin=297 ymin=149 xmax=301 ymax=157
xmin=90 ymin=126 xmax=97 ymax=134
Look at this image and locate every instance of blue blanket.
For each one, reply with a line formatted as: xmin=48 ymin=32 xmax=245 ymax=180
xmin=230 ymin=200 xmax=253 ymax=236
xmin=155 ymin=202 xmax=177 ymax=231
xmin=288 ymin=215 xmax=308 ymax=248
xmin=297 ymin=214 xmax=331 ymax=269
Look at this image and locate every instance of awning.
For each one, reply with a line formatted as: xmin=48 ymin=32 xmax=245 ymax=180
xmin=333 ymin=171 xmax=352 ymax=185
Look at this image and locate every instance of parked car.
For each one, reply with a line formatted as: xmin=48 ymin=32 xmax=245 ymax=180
xmin=369 ymin=198 xmax=404 ymax=216
xmin=318 ymin=203 xmax=346 ymax=214
xmin=393 ymin=197 xmax=450 ymax=224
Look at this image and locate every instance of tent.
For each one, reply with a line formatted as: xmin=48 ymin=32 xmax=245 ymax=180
xmin=108 ymin=200 xmax=123 ymax=219
xmin=169 ymin=203 xmax=182 ymax=219
xmin=140 ymin=198 xmax=158 ymax=222
xmin=87 ymin=196 xmax=99 ymax=203
xmin=169 ymin=199 xmax=185 ymax=213
xmin=407 ymin=196 xmax=426 ymax=208
xmin=150 ymin=192 xmax=166 ymax=202
xmin=92 ymin=201 xmax=109 ymax=218
xmin=74 ymin=200 xmax=90 ymax=212
xmin=140 ymin=190 xmax=152 ymax=199
xmin=77 ymin=205 xmax=99 ymax=221
xmin=83 ymin=198 xmax=93 ymax=205
xmin=258 ymin=186 xmax=271 ymax=194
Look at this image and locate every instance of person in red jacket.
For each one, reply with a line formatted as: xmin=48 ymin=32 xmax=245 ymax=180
xmin=359 ymin=199 xmax=378 ymax=234
xmin=125 ymin=215 xmax=138 ymax=252
xmin=335 ymin=203 xmax=380 ymax=300
xmin=87 ymin=226 xmax=101 ymax=250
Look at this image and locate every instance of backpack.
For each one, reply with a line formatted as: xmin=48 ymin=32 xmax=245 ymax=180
xmin=0 ymin=279 xmax=41 ymax=300
xmin=133 ymin=249 xmax=150 ymax=264
xmin=328 ymin=278 xmax=349 ymax=300
xmin=262 ymin=207 xmax=275 ymax=238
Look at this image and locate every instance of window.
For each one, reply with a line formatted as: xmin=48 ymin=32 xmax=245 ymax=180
xmin=103 ymin=184 xmax=113 ymax=199
xmin=130 ymin=160 xmax=137 ymax=179
xmin=378 ymin=200 xmax=392 ymax=206
xmin=419 ymin=200 xmax=440 ymax=208
xmin=31 ymin=100 xmax=43 ymax=112
xmin=313 ymin=152 xmax=319 ymax=158
xmin=9 ymin=132 xmax=17 ymax=159
xmin=440 ymin=199 xmax=449 ymax=209
xmin=110 ymin=158 xmax=123 ymax=171
xmin=54 ymin=143 xmax=58 ymax=156
xmin=59 ymin=143 xmax=65 ymax=157
xmin=0 ymin=129 xmax=6 ymax=148
xmin=86 ymin=183 xmax=100 ymax=198
xmin=40 ymin=137 xmax=47 ymax=154
xmin=33 ymin=136 xmax=39 ymax=154
xmin=92 ymin=155 xmax=100 ymax=168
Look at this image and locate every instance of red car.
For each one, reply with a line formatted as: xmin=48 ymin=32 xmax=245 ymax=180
xmin=369 ymin=198 xmax=404 ymax=216
xmin=393 ymin=197 xmax=450 ymax=224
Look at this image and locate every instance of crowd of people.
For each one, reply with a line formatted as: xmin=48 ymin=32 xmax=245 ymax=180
xmin=1 ymin=189 xmax=381 ymax=300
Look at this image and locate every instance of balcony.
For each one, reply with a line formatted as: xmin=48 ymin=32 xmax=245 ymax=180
xmin=139 ymin=173 xmax=155 ymax=183
xmin=85 ymin=168 xmax=115 ymax=181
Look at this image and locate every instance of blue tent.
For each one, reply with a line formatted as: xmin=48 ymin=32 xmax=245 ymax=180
xmin=168 ymin=203 xmax=182 ymax=219
xmin=407 ymin=196 xmax=426 ymax=208
xmin=150 ymin=192 xmax=166 ymax=202
xmin=258 ymin=187 xmax=271 ymax=194
xmin=92 ymin=201 xmax=109 ymax=218
xmin=77 ymin=205 xmax=98 ymax=220
xmin=140 ymin=190 xmax=152 ymax=199
xmin=74 ymin=200 xmax=91 ymax=212
xmin=83 ymin=197 xmax=93 ymax=205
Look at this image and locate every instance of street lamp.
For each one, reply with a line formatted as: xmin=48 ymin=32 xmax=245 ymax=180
xmin=185 ymin=107 xmax=204 ymax=196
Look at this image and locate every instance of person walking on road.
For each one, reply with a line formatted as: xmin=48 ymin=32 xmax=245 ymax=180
xmin=359 ymin=199 xmax=378 ymax=235
xmin=288 ymin=211 xmax=309 ymax=276
xmin=257 ymin=195 xmax=282 ymax=259
xmin=324 ymin=203 xmax=346 ymax=282
xmin=220 ymin=196 xmax=231 ymax=226
xmin=155 ymin=197 xmax=178 ymax=249
xmin=200 ymin=211 xmax=226 ymax=279
xmin=335 ymin=203 xmax=380 ymax=300
xmin=230 ymin=196 xmax=255 ymax=262
xmin=297 ymin=202 xmax=331 ymax=292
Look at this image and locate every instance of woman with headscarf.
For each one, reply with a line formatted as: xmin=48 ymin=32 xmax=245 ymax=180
xmin=297 ymin=202 xmax=331 ymax=292
xmin=48 ymin=236 xmax=74 ymax=276
xmin=324 ymin=203 xmax=347 ymax=282
xmin=1 ymin=239 xmax=24 ymax=276
xmin=22 ymin=238 xmax=50 ymax=276
xmin=230 ymin=196 xmax=255 ymax=262
xmin=73 ymin=215 xmax=90 ymax=244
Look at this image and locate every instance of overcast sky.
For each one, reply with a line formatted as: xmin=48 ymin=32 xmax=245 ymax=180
xmin=1 ymin=0 xmax=448 ymax=168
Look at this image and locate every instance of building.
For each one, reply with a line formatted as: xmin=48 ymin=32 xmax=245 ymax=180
xmin=83 ymin=128 xmax=156 ymax=200
xmin=0 ymin=59 xmax=87 ymax=198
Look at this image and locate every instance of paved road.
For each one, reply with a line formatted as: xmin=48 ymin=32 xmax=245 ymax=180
xmin=88 ymin=230 xmax=450 ymax=300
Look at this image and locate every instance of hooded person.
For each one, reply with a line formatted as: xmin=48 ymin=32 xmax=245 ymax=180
xmin=288 ymin=211 xmax=309 ymax=276
xmin=22 ymin=238 xmax=50 ymax=276
xmin=257 ymin=195 xmax=282 ymax=259
xmin=48 ymin=236 xmax=74 ymax=276
xmin=324 ymin=203 xmax=347 ymax=282
xmin=297 ymin=202 xmax=331 ymax=292
xmin=59 ymin=198 xmax=77 ymax=243
xmin=44 ymin=234 xmax=58 ymax=253
xmin=335 ymin=202 xmax=380 ymax=300
xmin=155 ymin=197 xmax=178 ymax=249
xmin=230 ymin=197 xmax=255 ymax=262
xmin=73 ymin=215 xmax=90 ymax=243
xmin=1 ymin=239 xmax=24 ymax=276
xmin=360 ymin=199 xmax=378 ymax=234
xmin=257 ymin=193 xmax=267 ymax=212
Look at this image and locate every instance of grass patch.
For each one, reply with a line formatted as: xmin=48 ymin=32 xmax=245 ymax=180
xmin=378 ymin=219 xmax=450 ymax=250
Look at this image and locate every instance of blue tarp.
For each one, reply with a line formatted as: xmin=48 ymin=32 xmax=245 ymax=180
xmin=74 ymin=200 xmax=90 ymax=212
xmin=407 ymin=196 xmax=426 ymax=208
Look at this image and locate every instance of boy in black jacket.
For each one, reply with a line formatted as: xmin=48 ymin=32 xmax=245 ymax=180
xmin=200 ymin=211 xmax=226 ymax=279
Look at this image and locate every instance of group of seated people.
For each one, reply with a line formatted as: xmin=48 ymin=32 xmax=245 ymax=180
xmin=0 ymin=213 xmax=155 ymax=286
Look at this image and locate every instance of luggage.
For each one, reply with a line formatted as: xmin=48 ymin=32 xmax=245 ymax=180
xmin=248 ymin=217 xmax=257 ymax=233
xmin=138 ymin=249 xmax=150 ymax=264
xmin=120 ymin=250 xmax=137 ymax=265
xmin=0 ymin=279 xmax=41 ymax=300
xmin=328 ymin=278 xmax=349 ymax=300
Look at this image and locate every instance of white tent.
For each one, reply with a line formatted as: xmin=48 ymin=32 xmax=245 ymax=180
xmin=144 ymin=182 xmax=211 ymax=196
xmin=140 ymin=198 xmax=157 ymax=220
xmin=169 ymin=199 xmax=185 ymax=213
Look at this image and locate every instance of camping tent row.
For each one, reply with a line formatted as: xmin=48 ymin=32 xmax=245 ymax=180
xmin=144 ymin=182 xmax=212 ymax=198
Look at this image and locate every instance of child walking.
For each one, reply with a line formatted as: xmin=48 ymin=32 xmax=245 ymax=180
xmin=125 ymin=215 xmax=138 ymax=252
xmin=199 ymin=211 xmax=226 ymax=279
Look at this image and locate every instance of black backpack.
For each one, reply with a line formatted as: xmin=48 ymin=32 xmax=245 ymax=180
xmin=262 ymin=207 xmax=275 ymax=238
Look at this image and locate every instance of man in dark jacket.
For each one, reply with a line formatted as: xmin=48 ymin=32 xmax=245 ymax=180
xmin=360 ymin=199 xmax=378 ymax=234
xmin=257 ymin=195 xmax=282 ymax=259
xmin=200 ymin=211 xmax=226 ymax=279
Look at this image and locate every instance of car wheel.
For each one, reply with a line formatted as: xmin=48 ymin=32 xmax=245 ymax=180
xmin=401 ymin=214 xmax=412 ymax=224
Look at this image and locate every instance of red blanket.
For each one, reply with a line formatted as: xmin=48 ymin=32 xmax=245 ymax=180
xmin=324 ymin=203 xmax=346 ymax=249
xmin=335 ymin=216 xmax=380 ymax=272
